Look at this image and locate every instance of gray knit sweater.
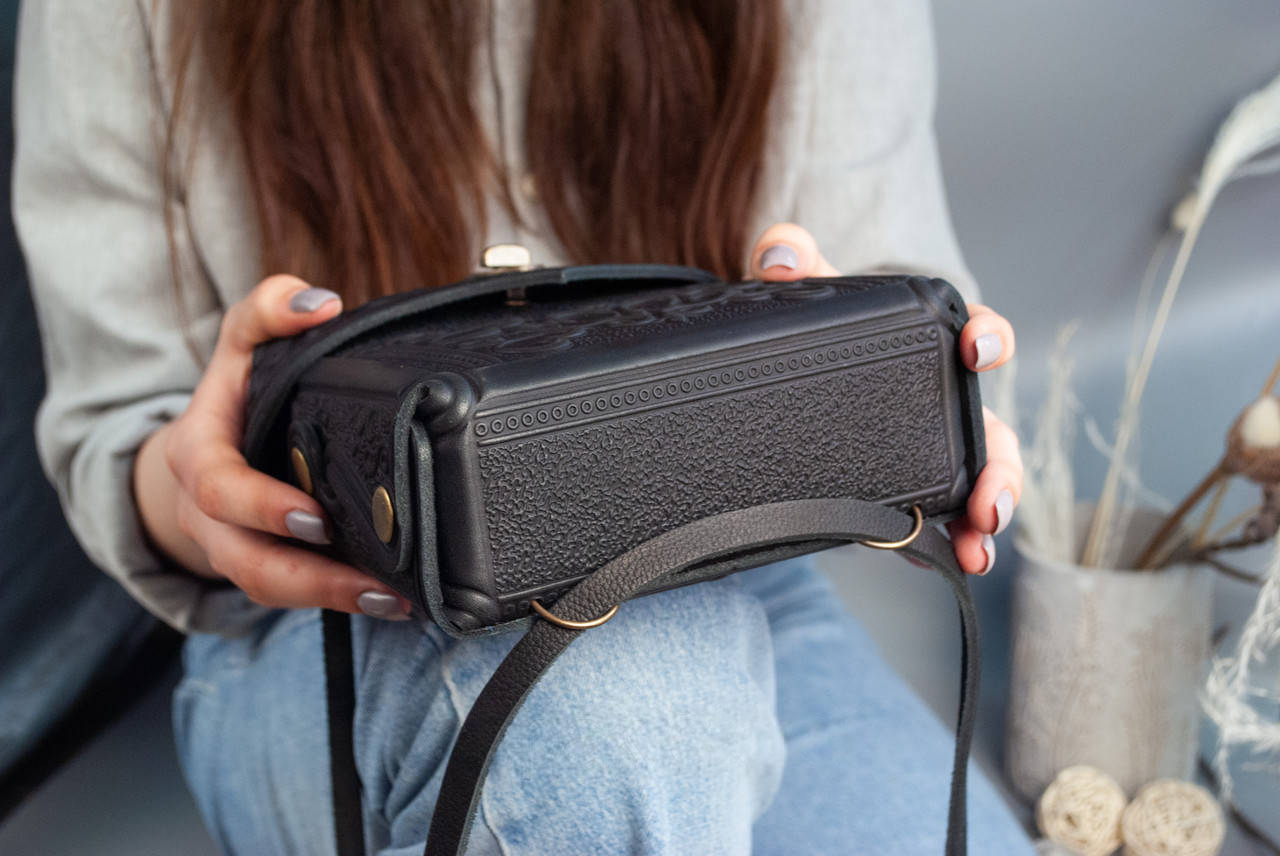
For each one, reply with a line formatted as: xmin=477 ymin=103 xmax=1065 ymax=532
xmin=13 ymin=0 xmax=977 ymax=635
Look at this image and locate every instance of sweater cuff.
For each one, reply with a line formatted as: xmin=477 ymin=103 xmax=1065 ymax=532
xmin=51 ymin=394 xmax=271 ymax=636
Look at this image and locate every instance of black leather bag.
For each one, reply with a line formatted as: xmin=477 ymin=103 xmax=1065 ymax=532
xmin=243 ymin=263 xmax=985 ymax=856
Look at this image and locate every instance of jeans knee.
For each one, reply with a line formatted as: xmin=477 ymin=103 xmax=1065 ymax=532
xmin=468 ymin=578 xmax=786 ymax=853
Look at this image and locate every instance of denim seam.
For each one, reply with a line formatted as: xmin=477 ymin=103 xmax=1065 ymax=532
xmin=439 ymin=646 xmax=513 ymax=855
xmin=478 ymin=781 xmax=514 ymax=856
xmin=366 ymin=619 xmax=448 ymax=839
xmin=173 ymin=678 xmax=218 ymax=698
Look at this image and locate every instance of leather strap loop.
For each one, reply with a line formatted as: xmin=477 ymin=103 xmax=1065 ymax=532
xmin=422 ymin=497 xmax=977 ymax=855
xmin=324 ymin=498 xmax=978 ymax=856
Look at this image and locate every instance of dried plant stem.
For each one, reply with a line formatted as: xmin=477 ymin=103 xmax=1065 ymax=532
xmin=1083 ymin=214 xmax=1207 ymax=567
xmin=1196 ymin=553 xmax=1268 ymax=586
xmin=1199 ymin=533 xmax=1274 ymax=554
xmin=1135 ymin=355 xmax=1280 ymax=570
xmin=1147 ymin=529 xmax=1193 ymax=574
xmin=1135 ymin=458 xmax=1228 ymax=569
xmin=1263 ymin=354 xmax=1280 ymax=396
xmin=1009 ymin=323 xmax=1081 ymax=561
xmin=1193 ymin=479 xmax=1231 ymax=548
xmin=1205 ymin=504 xmax=1264 ymax=548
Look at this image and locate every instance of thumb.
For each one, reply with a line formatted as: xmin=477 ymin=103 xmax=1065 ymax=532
xmin=749 ymin=222 xmax=840 ymax=281
xmin=220 ymin=274 xmax=342 ymax=354
xmin=193 ymin=274 xmax=342 ymax=428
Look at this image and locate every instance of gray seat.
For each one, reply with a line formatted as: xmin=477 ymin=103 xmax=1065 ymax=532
xmin=0 ymin=0 xmax=181 ymax=818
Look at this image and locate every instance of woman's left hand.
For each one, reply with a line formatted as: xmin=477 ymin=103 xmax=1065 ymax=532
xmin=749 ymin=223 xmax=1022 ymax=575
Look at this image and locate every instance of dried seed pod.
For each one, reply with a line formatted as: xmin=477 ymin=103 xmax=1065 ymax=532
xmin=1225 ymin=395 xmax=1280 ymax=485
xmin=1243 ymin=483 xmax=1280 ymax=542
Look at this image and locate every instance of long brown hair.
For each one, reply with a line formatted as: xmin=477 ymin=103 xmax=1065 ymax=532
xmin=166 ymin=1 xmax=782 ymax=306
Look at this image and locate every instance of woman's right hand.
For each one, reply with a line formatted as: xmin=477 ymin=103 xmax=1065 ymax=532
xmin=133 ymin=275 xmax=412 ymax=620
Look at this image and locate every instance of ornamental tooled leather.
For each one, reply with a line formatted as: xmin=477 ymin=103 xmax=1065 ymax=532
xmin=244 ymin=266 xmax=985 ymax=635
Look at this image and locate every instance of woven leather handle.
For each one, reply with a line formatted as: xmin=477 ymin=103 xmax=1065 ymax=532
xmin=417 ymin=497 xmax=979 ymax=855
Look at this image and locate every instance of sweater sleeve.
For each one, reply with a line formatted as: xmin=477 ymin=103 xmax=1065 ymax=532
xmin=13 ymin=0 xmax=266 ymax=634
xmin=782 ymin=0 xmax=981 ymax=304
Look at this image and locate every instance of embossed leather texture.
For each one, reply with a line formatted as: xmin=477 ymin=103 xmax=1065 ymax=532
xmin=244 ymin=265 xmax=985 ymax=636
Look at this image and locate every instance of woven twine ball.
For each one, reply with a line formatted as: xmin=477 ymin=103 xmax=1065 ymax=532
xmin=1036 ymin=766 xmax=1127 ymax=856
xmin=1120 ymin=780 xmax=1224 ymax=856
xmin=1225 ymin=395 xmax=1280 ymax=484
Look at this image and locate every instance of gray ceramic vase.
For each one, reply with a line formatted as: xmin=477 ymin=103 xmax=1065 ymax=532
xmin=1005 ymin=502 xmax=1213 ymax=802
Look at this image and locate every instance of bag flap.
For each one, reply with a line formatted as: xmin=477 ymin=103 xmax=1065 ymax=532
xmin=242 ymin=264 xmax=716 ymax=467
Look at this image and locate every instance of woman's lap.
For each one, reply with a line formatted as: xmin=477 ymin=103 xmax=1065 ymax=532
xmin=174 ymin=555 xmax=1033 ymax=855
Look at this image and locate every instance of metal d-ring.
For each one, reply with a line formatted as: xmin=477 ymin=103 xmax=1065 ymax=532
xmin=862 ymin=504 xmax=925 ymax=550
xmin=530 ymin=598 xmax=620 ymax=630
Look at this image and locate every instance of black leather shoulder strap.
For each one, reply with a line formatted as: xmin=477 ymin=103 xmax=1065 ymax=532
xmin=325 ymin=497 xmax=979 ymax=856
xmin=323 ymin=609 xmax=367 ymax=856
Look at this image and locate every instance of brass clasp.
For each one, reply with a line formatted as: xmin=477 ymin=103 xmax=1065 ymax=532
xmin=479 ymin=244 xmax=535 ymax=306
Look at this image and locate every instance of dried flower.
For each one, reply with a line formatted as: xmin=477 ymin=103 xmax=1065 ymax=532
xmin=1082 ymin=70 xmax=1280 ymax=567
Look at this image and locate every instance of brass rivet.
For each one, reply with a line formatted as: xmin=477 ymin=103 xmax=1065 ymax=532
xmin=291 ymin=447 xmax=313 ymax=495
xmin=372 ymin=486 xmax=394 ymax=544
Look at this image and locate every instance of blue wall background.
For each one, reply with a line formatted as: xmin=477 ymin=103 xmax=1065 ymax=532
xmin=825 ymin=0 xmax=1279 ymax=847
xmin=1 ymin=1 xmax=1276 ymax=852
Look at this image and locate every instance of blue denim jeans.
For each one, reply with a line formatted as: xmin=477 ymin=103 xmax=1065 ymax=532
xmin=173 ymin=556 xmax=1034 ymax=854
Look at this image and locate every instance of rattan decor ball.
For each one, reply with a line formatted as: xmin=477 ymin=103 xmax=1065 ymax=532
xmin=1036 ymin=766 xmax=1127 ymax=856
xmin=1120 ymin=780 xmax=1224 ymax=856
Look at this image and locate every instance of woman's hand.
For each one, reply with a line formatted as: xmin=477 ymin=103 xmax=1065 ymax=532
xmin=748 ymin=223 xmax=1022 ymax=575
xmin=133 ymin=275 xmax=412 ymax=620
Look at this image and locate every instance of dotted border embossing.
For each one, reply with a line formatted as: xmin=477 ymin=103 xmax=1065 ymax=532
xmin=473 ymin=323 xmax=941 ymax=445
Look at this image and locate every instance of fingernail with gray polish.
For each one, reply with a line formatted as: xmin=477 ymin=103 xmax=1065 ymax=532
xmin=358 ymin=591 xmax=410 ymax=621
xmin=994 ymin=489 xmax=1014 ymax=535
xmin=974 ymin=333 xmax=1002 ymax=370
xmin=285 ymin=510 xmax=330 ymax=545
xmin=979 ymin=534 xmax=996 ymax=575
xmin=290 ymin=288 xmax=341 ymax=313
xmin=759 ymin=245 xmax=799 ymax=272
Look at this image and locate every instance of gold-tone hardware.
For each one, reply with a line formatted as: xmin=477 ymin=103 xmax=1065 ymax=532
xmin=530 ymin=599 xmax=620 ymax=630
xmin=480 ymin=244 xmax=534 ymax=305
xmin=481 ymin=243 xmax=532 ymax=271
xmin=372 ymin=486 xmax=395 ymax=544
xmin=291 ymin=447 xmax=313 ymax=495
xmin=862 ymin=504 xmax=924 ymax=550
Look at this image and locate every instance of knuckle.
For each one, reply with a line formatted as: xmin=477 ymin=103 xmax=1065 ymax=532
xmin=240 ymin=581 xmax=269 ymax=606
xmin=993 ymin=458 xmax=1024 ymax=485
xmin=219 ymin=302 xmax=249 ymax=345
xmin=175 ymin=498 xmax=199 ymax=539
xmin=257 ymin=273 xmax=304 ymax=295
xmin=205 ymin=544 xmax=232 ymax=581
xmin=994 ymin=416 xmax=1017 ymax=443
xmin=249 ymin=280 xmax=281 ymax=317
xmin=162 ymin=429 xmax=185 ymax=475
xmin=764 ymin=221 xmax=801 ymax=235
xmin=320 ymin=574 xmax=352 ymax=611
xmin=190 ymin=469 xmax=224 ymax=518
xmin=234 ymin=562 xmax=271 ymax=606
xmin=253 ymin=485 xmax=287 ymax=530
